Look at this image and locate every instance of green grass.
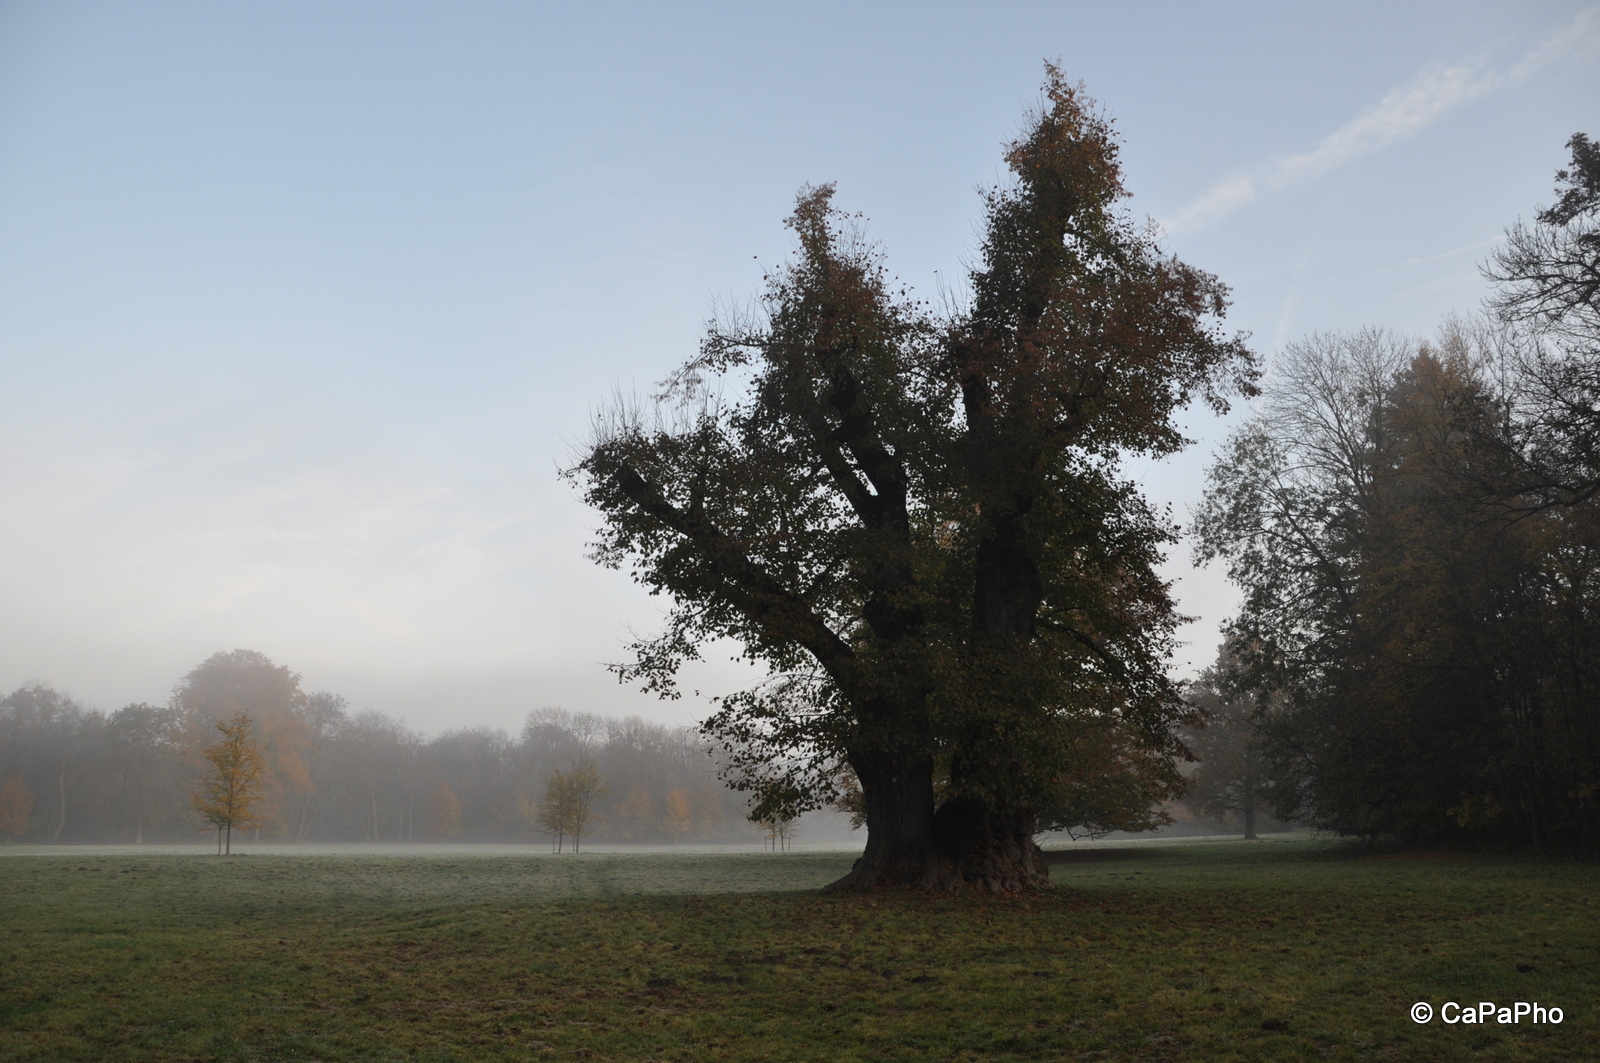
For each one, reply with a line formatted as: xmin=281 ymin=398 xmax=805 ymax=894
xmin=1 ymin=841 xmax=1595 ymax=1061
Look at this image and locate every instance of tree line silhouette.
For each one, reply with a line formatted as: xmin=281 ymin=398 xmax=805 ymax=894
xmin=1190 ymin=134 xmax=1600 ymax=850
xmin=0 ymin=649 xmax=766 ymax=846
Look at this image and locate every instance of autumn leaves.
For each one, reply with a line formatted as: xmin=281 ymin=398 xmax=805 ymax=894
xmin=191 ymin=712 xmax=267 ymax=854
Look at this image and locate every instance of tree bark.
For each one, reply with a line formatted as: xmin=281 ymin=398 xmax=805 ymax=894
xmin=1243 ymin=752 xmax=1258 ymax=840
xmin=934 ymin=796 xmax=1051 ymax=893
xmin=53 ymin=770 xmax=66 ymax=842
xmin=825 ymin=749 xmax=940 ymax=890
xmin=1243 ymin=773 xmax=1257 ymax=840
xmin=296 ymin=792 xmax=314 ymax=843
xmin=824 ymin=750 xmax=1050 ymax=892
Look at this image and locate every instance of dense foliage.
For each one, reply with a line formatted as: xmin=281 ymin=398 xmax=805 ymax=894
xmin=570 ymin=68 xmax=1255 ymax=889
xmin=1193 ymin=133 xmax=1600 ymax=849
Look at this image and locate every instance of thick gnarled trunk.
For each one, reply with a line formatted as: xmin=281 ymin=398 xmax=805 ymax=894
xmin=933 ymin=795 xmax=1051 ymax=892
xmin=826 ymin=751 xmax=1050 ymax=893
xmin=826 ymin=496 xmax=1057 ymax=894
xmin=824 ymin=749 xmax=937 ymax=891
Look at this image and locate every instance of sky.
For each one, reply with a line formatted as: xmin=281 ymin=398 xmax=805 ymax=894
xmin=2 ymin=1 xmax=1597 ymax=735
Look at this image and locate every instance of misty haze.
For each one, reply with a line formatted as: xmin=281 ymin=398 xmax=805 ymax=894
xmin=2 ymin=4 xmax=1597 ymax=1061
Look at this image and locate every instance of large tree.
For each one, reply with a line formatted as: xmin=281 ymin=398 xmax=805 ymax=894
xmin=571 ymin=69 xmax=1255 ymax=890
xmin=173 ymin=650 xmax=312 ymax=837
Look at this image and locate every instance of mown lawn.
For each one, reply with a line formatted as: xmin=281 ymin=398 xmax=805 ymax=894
xmin=0 ymin=840 xmax=1594 ymax=1061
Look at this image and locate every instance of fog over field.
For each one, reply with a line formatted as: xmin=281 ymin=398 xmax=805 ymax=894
xmin=1 ymin=2 xmax=1595 ymax=738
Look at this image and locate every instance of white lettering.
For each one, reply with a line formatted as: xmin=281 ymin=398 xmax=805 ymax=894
xmin=1429 ymin=1000 xmax=1564 ymax=1025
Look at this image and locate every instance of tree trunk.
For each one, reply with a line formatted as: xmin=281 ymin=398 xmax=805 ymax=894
xmin=934 ymin=796 xmax=1051 ymax=892
xmin=1243 ymin=756 xmax=1258 ymax=840
xmin=825 ymin=502 xmax=1056 ymax=894
xmin=824 ymin=750 xmax=1050 ymax=892
xmin=1243 ymin=775 xmax=1257 ymax=840
xmin=53 ymin=770 xmax=66 ymax=842
xmin=296 ymin=790 xmax=314 ymax=842
xmin=825 ymin=749 xmax=940 ymax=890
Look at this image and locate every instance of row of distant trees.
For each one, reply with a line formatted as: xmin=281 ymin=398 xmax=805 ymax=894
xmin=0 ymin=649 xmax=770 ymax=846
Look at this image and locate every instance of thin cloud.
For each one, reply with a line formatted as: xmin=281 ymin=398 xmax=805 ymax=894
xmin=1375 ymin=238 xmax=1497 ymax=274
xmin=1164 ymin=7 xmax=1600 ymax=233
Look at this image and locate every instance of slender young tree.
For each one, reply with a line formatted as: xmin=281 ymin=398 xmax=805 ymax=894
xmin=531 ymin=771 xmax=572 ymax=852
xmin=564 ymin=759 xmax=610 ymax=854
xmin=757 ymin=811 xmax=796 ymax=852
xmin=191 ymin=712 xmax=267 ymax=855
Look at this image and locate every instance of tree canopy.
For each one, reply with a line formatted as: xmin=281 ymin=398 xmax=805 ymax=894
xmin=1193 ymin=131 xmax=1600 ymax=849
xmin=1481 ymin=132 xmax=1600 ymax=508
xmin=570 ymin=68 xmax=1255 ymax=890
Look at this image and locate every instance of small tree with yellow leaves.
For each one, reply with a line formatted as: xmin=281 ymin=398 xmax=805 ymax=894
xmin=191 ymin=712 xmax=266 ymax=854
xmin=531 ymin=759 xmax=610 ymax=853
xmin=0 ymin=777 xmax=34 ymax=843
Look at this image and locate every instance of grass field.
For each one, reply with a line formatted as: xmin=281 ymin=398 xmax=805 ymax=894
xmin=1 ymin=840 xmax=1595 ymax=1062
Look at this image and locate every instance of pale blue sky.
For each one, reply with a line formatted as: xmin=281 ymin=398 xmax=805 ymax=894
xmin=2 ymin=1 xmax=1596 ymax=732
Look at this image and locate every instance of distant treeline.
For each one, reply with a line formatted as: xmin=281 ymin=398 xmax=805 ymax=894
xmin=0 ymin=649 xmax=773 ymax=845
